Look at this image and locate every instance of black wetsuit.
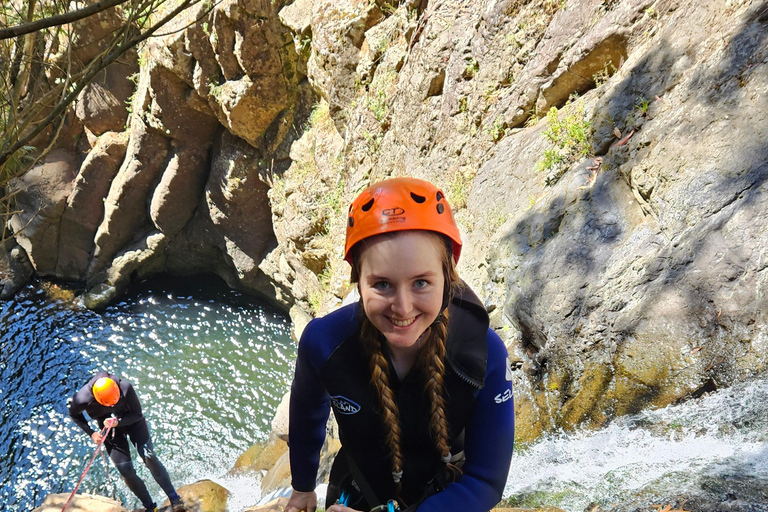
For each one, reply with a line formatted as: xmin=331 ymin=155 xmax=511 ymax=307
xmin=68 ymin=372 xmax=176 ymax=509
xmin=289 ymin=286 xmax=515 ymax=511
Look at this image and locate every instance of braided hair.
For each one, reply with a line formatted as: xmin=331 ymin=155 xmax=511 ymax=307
xmin=350 ymin=231 xmax=461 ymax=494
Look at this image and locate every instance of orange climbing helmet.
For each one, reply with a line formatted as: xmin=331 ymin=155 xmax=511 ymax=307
xmin=345 ymin=177 xmax=462 ymax=264
xmin=93 ymin=377 xmax=120 ymax=407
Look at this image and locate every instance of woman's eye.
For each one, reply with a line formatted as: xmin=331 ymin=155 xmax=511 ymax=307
xmin=373 ymin=281 xmax=390 ymax=291
xmin=414 ymin=279 xmax=429 ymax=289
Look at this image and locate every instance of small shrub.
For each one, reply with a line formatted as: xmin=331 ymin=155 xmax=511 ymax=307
xmin=309 ymin=101 xmax=330 ymax=128
xmin=464 ymin=58 xmax=479 ymax=78
xmin=448 ymin=169 xmax=476 ymax=210
xmin=300 ymin=35 xmax=312 ymax=52
xmin=207 ymin=79 xmax=225 ymax=102
xmin=124 ymin=72 xmax=140 ymax=113
xmin=635 ymin=96 xmax=650 ymax=116
xmin=592 ymin=62 xmax=617 ymax=88
xmin=363 ymin=130 xmax=383 ymax=153
xmin=536 ymin=102 xmax=593 ymax=182
xmin=487 ymin=118 xmax=506 ymax=141
xmin=367 ymin=90 xmax=388 ymax=125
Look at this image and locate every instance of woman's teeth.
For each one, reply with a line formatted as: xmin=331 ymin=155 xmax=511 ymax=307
xmin=391 ymin=317 xmax=416 ymax=327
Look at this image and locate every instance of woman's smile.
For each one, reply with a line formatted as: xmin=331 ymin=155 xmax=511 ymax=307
xmin=388 ymin=315 xmax=419 ymax=328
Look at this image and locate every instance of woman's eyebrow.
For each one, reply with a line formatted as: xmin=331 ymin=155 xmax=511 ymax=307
xmin=366 ymin=271 xmax=439 ymax=281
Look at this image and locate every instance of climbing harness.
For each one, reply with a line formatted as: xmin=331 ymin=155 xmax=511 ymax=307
xmin=61 ymin=423 xmax=114 ymax=512
xmin=339 ymin=492 xmax=399 ymax=512
xmin=369 ymin=499 xmax=400 ymax=512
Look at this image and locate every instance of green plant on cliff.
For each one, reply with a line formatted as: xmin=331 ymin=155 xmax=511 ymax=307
xmin=592 ymin=62 xmax=617 ymax=88
xmin=367 ymin=89 xmax=388 ymax=125
xmin=536 ymin=101 xmax=593 ymax=178
xmin=464 ymin=57 xmax=479 ymax=78
xmin=124 ymin=72 xmax=141 ymax=122
xmin=635 ymin=96 xmax=651 ymax=116
xmin=485 ymin=117 xmax=506 ymax=141
xmin=207 ymin=78 xmax=226 ymax=102
xmin=309 ymin=100 xmax=327 ymax=124
xmin=366 ymin=70 xmax=396 ymax=126
xmin=448 ymin=168 xmax=476 ymax=210
xmin=363 ymin=130 xmax=383 ymax=154
xmin=543 ymin=0 xmax=567 ymax=15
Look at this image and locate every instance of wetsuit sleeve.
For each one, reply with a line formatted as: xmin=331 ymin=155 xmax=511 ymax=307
xmin=418 ymin=329 xmax=515 ymax=512
xmin=116 ymin=382 xmax=144 ymax=427
xmin=68 ymin=388 xmax=96 ymax=436
xmin=289 ymin=320 xmax=332 ymax=493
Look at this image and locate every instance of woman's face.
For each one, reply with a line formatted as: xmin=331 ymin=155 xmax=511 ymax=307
xmin=358 ymin=231 xmax=445 ymax=353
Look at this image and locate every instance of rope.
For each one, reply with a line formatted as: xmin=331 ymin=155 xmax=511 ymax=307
xmin=61 ymin=423 xmax=114 ymax=512
xmin=100 ymin=444 xmax=116 ymax=500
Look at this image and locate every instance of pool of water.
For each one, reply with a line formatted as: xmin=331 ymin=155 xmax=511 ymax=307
xmin=0 ymin=275 xmax=295 ymax=511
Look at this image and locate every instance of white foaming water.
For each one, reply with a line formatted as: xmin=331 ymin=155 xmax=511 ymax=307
xmin=504 ymin=378 xmax=768 ymax=511
xmin=208 ymin=474 xmax=264 ymax=512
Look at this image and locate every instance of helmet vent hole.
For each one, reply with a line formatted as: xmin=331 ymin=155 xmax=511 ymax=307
xmin=348 ymin=217 xmax=354 ymax=227
xmin=410 ymin=192 xmax=426 ymax=203
xmin=436 ymin=191 xmax=444 ymax=201
xmin=437 ymin=203 xmax=445 ymax=214
xmin=361 ymin=199 xmax=375 ymax=211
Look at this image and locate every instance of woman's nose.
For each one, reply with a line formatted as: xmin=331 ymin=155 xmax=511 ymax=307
xmin=391 ymin=288 xmax=412 ymax=316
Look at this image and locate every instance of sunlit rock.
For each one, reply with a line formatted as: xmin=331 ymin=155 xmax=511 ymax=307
xmin=160 ymin=480 xmax=230 ymax=512
xmin=32 ymin=493 xmax=127 ymax=512
xmin=231 ymin=439 xmax=288 ymax=475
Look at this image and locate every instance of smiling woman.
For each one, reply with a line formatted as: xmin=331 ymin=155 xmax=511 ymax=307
xmin=286 ymin=178 xmax=515 ymax=512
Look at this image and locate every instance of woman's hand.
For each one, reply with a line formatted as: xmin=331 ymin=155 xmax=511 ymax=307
xmin=90 ymin=431 xmax=103 ymax=444
xmin=284 ymin=489 xmax=317 ymax=512
xmin=326 ymin=505 xmax=363 ymax=512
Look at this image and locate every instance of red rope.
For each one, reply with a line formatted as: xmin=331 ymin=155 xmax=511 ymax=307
xmin=61 ymin=423 xmax=114 ymax=512
xmin=101 ymin=443 xmax=116 ymax=499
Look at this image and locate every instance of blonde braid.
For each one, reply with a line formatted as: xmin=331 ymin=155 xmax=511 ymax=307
xmin=361 ymin=318 xmax=405 ymax=488
xmin=417 ymin=311 xmax=452 ymax=460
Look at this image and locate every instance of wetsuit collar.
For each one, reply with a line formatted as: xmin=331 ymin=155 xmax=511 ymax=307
xmin=444 ymin=284 xmax=489 ymax=388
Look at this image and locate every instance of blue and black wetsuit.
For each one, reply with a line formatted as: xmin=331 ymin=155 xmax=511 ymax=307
xmin=68 ymin=372 xmax=177 ymax=510
xmin=289 ymin=286 xmax=515 ymax=511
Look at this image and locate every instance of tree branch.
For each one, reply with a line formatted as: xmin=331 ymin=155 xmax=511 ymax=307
xmin=0 ymin=0 xmax=198 ymax=168
xmin=0 ymin=0 xmax=131 ymax=40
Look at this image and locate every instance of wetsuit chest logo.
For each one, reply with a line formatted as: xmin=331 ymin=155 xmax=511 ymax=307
xmin=331 ymin=395 xmax=361 ymax=415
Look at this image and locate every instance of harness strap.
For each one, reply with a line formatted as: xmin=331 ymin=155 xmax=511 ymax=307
xmin=345 ymin=451 xmax=383 ymax=510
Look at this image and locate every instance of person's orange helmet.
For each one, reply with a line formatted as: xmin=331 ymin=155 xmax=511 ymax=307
xmin=93 ymin=377 xmax=120 ymax=407
xmin=345 ymin=177 xmax=462 ymax=264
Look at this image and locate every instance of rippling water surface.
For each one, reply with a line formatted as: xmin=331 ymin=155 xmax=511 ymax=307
xmin=0 ymin=275 xmax=295 ymax=511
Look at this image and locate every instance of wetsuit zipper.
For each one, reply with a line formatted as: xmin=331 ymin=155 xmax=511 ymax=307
xmin=447 ymin=359 xmax=483 ymax=389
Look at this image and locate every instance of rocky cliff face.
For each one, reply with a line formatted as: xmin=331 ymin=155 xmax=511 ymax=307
xmin=3 ymin=0 xmax=768 ymax=442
